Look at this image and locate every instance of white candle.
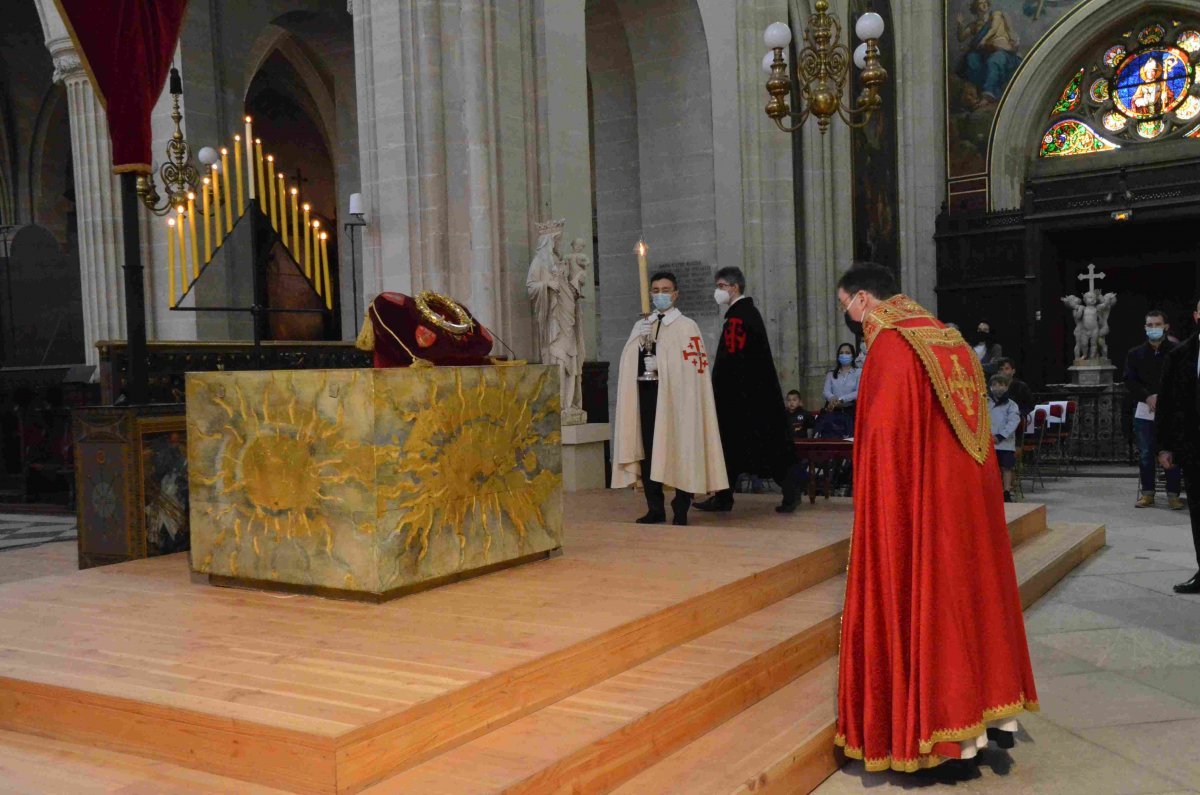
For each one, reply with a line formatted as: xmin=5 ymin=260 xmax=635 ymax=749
xmin=244 ymin=117 xmax=255 ymax=200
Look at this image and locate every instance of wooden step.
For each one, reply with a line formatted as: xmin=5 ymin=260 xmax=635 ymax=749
xmin=612 ymin=520 xmax=1105 ymax=795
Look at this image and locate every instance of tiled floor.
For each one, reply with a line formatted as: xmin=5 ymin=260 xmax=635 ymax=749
xmin=0 ymin=512 xmax=76 ymax=550
xmin=816 ymin=472 xmax=1200 ymax=794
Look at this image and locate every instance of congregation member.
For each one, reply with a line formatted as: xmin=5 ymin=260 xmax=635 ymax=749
xmin=819 ymin=343 xmax=859 ymax=439
xmin=785 ymin=390 xmax=813 ymax=440
xmin=834 ymin=263 xmax=1037 ymax=770
xmin=995 ymin=357 xmax=1035 ymax=419
xmin=1153 ymin=297 xmax=1200 ymax=594
xmin=695 ymin=267 xmax=798 ymax=514
xmin=611 ymin=272 xmax=726 ymax=526
xmin=972 ymin=320 xmax=1003 ymax=376
xmin=989 ymin=373 xmax=1021 ymax=502
xmin=1124 ymin=310 xmax=1182 ymax=510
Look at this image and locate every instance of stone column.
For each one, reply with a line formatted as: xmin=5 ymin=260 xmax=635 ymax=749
xmin=352 ymin=0 xmax=539 ymax=356
xmin=49 ymin=37 xmax=127 ymax=366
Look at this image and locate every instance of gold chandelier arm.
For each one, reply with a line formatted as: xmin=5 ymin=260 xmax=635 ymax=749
xmin=773 ymin=106 xmax=812 ymax=134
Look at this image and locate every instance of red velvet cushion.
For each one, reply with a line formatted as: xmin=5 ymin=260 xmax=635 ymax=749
xmin=367 ymin=293 xmax=495 ymax=368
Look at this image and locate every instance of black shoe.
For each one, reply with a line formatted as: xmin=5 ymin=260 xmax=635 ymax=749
xmin=694 ymin=496 xmax=734 ymax=512
xmin=986 ymin=728 xmax=1015 ymax=749
xmin=636 ymin=511 xmax=666 ymax=524
xmin=1174 ymin=572 xmax=1200 ymax=594
xmin=672 ymin=513 xmax=688 ymax=526
xmin=1003 ymin=491 xmax=1013 ymax=503
xmin=775 ymin=501 xmax=798 ymax=514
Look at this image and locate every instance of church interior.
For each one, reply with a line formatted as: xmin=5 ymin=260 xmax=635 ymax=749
xmin=0 ymin=0 xmax=1197 ymax=793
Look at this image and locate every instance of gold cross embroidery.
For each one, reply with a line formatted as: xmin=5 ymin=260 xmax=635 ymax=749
xmin=948 ymin=354 xmax=976 ymax=416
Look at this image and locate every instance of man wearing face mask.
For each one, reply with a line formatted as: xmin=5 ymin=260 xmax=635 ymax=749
xmin=694 ymin=267 xmax=798 ymax=513
xmin=1123 ymin=310 xmax=1182 ymax=510
xmin=1153 ymin=298 xmax=1200 ymax=593
xmin=833 ymin=263 xmax=1037 ymax=772
xmin=611 ymin=272 xmax=727 ymax=525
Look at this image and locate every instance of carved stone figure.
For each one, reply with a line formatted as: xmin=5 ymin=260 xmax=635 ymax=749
xmin=1062 ymin=289 xmax=1118 ymax=363
xmin=526 ymin=220 xmax=588 ymax=424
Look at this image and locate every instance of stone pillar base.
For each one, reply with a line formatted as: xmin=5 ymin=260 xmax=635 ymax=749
xmin=562 ymin=422 xmax=609 ymax=492
xmin=1068 ymin=362 xmax=1116 ymax=386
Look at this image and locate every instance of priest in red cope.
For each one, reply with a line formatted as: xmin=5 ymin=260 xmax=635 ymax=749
xmin=833 ymin=264 xmax=1038 ymax=771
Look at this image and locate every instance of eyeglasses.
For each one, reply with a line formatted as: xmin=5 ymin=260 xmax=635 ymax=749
xmin=715 ymin=281 xmax=734 ymax=290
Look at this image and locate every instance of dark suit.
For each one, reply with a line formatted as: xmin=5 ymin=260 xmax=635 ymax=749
xmin=1154 ymin=333 xmax=1200 ymax=569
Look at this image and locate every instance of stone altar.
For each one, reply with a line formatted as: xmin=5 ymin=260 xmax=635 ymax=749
xmin=187 ymin=365 xmax=563 ymax=601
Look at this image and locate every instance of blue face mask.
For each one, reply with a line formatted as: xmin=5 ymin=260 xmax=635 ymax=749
xmin=651 ymin=293 xmax=673 ymax=312
xmin=1146 ymin=327 xmax=1165 ymax=341
xmin=838 ymin=354 xmax=853 ymax=366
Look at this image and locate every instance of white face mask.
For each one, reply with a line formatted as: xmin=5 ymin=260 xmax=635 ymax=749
xmin=714 ymin=288 xmax=731 ymax=306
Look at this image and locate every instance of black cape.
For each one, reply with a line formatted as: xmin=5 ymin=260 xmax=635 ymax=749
xmin=711 ymin=297 xmax=791 ymax=481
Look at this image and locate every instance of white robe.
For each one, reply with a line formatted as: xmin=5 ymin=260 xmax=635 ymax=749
xmin=611 ymin=308 xmax=729 ymax=494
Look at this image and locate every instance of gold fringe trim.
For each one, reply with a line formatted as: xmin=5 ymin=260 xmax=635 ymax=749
xmin=834 ymin=697 xmax=1039 ymax=773
xmin=355 ymin=314 xmax=375 ymax=351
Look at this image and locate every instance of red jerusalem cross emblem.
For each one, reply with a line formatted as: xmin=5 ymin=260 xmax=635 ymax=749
xmin=683 ymin=336 xmax=709 ymax=374
xmin=723 ymin=317 xmax=746 ymax=353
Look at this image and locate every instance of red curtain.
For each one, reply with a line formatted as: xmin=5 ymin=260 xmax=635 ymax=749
xmin=53 ymin=0 xmax=189 ymax=174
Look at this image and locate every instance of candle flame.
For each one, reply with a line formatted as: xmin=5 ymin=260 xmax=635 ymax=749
xmin=245 ymin=115 xmax=252 ymax=123
xmin=221 ymin=147 xmax=228 ymax=154
xmin=267 ymin=155 xmax=274 ymax=162
xmin=303 ymin=203 xmax=310 ymax=211
xmin=291 ymin=187 xmax=298 ymax=195
xmin=255 ymin=138 xmax=262 ymax=144
xmin=168 ymin=218 xmax=175 ymax=227
xmin=235 ymin=134 xmax=241 ymax=141
xmin=636 ymin=240 xmax=647 ymax=255
xmin=203 ymin=176 xmax=210 ymax=185
xmin=313 ymin=220 xmax=320 ymax=229
xmin=187 ymin=192 xmax=195 ymax=200
xmin=278 ymin=173 xmax=284 ymax=179
xmin=320 ymin=232 xmax=328 ymax=240
xmin=176 ymin=205 xmax=185 ymax=215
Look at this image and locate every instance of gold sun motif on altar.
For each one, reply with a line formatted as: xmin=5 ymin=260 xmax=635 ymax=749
xmin=375 ymin=366 xmax=560 ymax=573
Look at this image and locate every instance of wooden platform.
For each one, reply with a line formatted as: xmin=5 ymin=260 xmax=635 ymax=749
xmin=0 ymin=491 xmax=1102 ymax=794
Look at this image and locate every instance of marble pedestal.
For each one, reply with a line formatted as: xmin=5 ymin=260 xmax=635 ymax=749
xmin=1068 ymin=362 xmax=1116 ymax=386
xmin=187 ymin=365 xmax=563 ymax=601
xmin=561 ymin=422 xmax=609 ymax=492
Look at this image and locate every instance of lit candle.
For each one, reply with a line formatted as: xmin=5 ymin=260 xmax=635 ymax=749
xmin=320 ymin=231 xmax=332 ymax=310
xmin=176 ymin=205 xmax=187 ymax=299
xmin=312 ymin=220 xmax=322 ymax=294
xmin=243 ymin=117 xmax=255 ymax=201
xmin=290 ymin=188 xmax=299 ymax=259
xmin=202 ymin=177 xmax=212 ymax=263
xmin=278 ymin=173 xmax=288 ymax=246
xmin=255 ymin=139 xmax=266 ymax=212
xmin=302 ymin=203 xmax=312 ymax=278
xmin=267 ymin=156 xmax=278 ymax=231
xmin=636 ymin=239 xmax=650 ymax=315
xmin=221 ymin=148 xmax=233 ymax=231
xmin=211 ymin=163 xmax=223 ymax=241
xmin=186 ymin=192 xmax=200 ymax=280
xmin=233 ymin=135 xmax=245 ymax=217
xmin=167 ymin=217 xmax=176 ymax=307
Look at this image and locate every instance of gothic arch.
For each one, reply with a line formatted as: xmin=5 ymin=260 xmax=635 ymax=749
xmin=243 ymin=23 xmax=337 ymax=155
xmin=27 ymin=82 xmax=71 ymax=240
xmin=989 ymin=0 xmax=1198 ymax=210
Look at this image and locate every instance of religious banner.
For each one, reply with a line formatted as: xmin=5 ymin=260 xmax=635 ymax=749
xmin=849 ymin=0 xmax=900 ymax=276
xmin=52 ymin=0 xmax=189 ymax=173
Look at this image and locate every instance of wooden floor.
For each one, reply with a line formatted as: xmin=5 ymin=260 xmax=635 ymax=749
xmin=0 ymin=491 xmax=1101 ymax=794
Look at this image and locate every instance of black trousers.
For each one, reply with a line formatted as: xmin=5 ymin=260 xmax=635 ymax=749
xmin=1179 ymin=462 xmax=1200 ymax=570
xmin=638 ymin=380 xmax=692 ymax=517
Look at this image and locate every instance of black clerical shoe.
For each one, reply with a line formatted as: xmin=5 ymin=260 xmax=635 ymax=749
xmin=775 ymin=500 xmax=798 ymax=514
xmin=986 ymin=727 xmax=1015 ymax=749
xmin=672 ymin=513 xmax=688 ymax=526
xmin=1174 ymin=572 xmax=1200 ymax=594
xmin=636 ymin=511 xmax=666 ymax=525
xmin=694 ymin=495 xmax=734 ymax=512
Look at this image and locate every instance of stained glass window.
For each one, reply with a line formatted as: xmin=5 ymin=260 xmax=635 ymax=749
xmin=1040 ymin=17 xmax=1200 ymax=158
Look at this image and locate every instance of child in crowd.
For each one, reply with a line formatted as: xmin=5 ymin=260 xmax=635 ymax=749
xmin=785 ymin=390 xmax=812 ymax=440
xmin=989 ymin=373 xmax=1021 ymax=502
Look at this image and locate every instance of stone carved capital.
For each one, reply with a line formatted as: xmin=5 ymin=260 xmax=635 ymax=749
xmin=51 ymin=50 xmax=84 ymax=84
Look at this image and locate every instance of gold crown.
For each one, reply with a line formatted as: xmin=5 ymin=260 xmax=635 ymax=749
xmin=535 ymin=218 xmax=566 ymax=236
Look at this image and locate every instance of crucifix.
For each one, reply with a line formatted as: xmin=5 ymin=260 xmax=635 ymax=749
xmin=290 ymin=167 xmax=310 ymax=194
xmin=1077 ymin=263 xmax=1106 ymax=293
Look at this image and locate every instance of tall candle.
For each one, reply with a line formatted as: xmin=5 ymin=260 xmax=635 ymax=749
xmin=302 ymin=203 xmax=312 ymax=278
xmin=186 ymin=192 xmax=200 ymax=280
xmin=233 ymin=136 xmax=245 ymax=217
xmin=211 ymin=163 xmax=223 ymax=241
xmin=244 ymin=118 xmax=255 ymax=200
xmin=290 ymin=188 xmax=299 ymax=259
xmin=201 ymin=178 xmax=212 ymax=263
xmin=167 ymin=217 xmax=176 ymax=308
xmin=176 ymin=206 xmax=187 ymax=300
xmin=221 ymin=148 xmax=233 ymax=231
xmin=255 ymin=139 xmax=266 ymax=212
xmin=267 ymin=156 xmax=278 ymax=231
xmin=278 ymin=174 xmax=288 ymax=246
xmin=636 ymin=239 xmax=650 ymax=315
xmin=320 ymin=231 xmax=332 ymax=310
xmin=312 ymin=220 xmax=322 ymax=294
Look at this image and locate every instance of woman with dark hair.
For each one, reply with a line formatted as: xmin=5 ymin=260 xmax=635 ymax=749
xmin=818 ymin=342 xmax=860 ymax=438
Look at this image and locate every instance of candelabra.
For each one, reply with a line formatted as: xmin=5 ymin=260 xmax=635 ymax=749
xmin=135 ymin=68 xmax=202 ymax=214
xmin=761 ymin=1 xmax=888 ymax=135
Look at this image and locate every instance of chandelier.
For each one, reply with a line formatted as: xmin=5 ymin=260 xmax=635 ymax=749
xmin=761 ymin=0 xmax=888 ymax=134
xmin=135 ymin=68 xmax=203 ymax=215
